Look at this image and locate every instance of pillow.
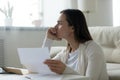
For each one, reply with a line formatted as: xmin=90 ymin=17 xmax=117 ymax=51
xmin=111 ymin=40 xmax=120 ymax=63
xmin=102 ymin=47 xmax=114 ymax=63
xmin=115 ymin=40 xmax=120 ymax=48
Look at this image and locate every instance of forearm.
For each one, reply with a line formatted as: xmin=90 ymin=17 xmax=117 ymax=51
xmin=42 ymin=37 xmax=53 ymax=51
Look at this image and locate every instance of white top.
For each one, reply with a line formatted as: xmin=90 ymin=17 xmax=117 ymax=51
xmin=42 ymin=38 xmax=109 ymax=80
xmin=67 ymin=49 xmax=79 ymax=72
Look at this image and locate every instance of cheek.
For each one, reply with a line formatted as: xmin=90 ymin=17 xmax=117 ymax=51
xmin=57 ymin=27 xmax=65 ymax=36
xmin=57 ymin=25 xmax=72 ymax=37
xmin=57 ymin=26 xmax=63 ymax=33
xmin=57 ymin=28 xmax=63 ymax=36
xmin=58 ymin=29 xmax=71 ymax=37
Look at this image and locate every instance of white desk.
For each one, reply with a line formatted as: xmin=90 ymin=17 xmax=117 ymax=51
xmin=0 ymin=74 xmax=89 ymax=80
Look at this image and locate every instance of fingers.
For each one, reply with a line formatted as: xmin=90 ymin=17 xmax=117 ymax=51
xmin=49 ymin=66 xmax=63 ymax=74
xmin=48 ymin=64 xmax=64 ymax=74
xmin=44 ymin=59 xmax=66 ymax=74
xmin=44 ymin=59 xmax=59 ymax=64
xmin=47 ymin=27 xmax=57 ymax=40
xmin=48 ymin=27 xmax=57 ymax=35
xmin=47 ymin=27 xmax=62 ymax=40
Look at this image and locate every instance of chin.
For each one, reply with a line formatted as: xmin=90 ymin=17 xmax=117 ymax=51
xmin=58 ymin=36 xmax=62 ymax=39
xmin=57 ymin=35 xmax=63 ymax=39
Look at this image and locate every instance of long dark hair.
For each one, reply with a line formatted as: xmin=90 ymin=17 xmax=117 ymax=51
xmin=60 ymin=9 xmax=92 ymax=43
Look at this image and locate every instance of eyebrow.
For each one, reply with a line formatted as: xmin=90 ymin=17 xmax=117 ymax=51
xmin=57 ymin=20 xmax=63 ymax=23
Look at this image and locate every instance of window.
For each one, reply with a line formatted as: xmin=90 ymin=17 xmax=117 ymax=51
xmin=0 ymin=0 xmax=43 ymax=27
xmin=113 ymin=0 xmax=120 ymax=26
xmin=0 ymin=0 xmax=77 ymax=27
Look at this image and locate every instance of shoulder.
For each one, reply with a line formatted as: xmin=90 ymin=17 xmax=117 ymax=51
xmin=85 ymin=40 xmax=100 ymax=48
xmin=84 ymin=40 xmax=104 ymax=57
xmin=78 ymin=40 xmax=102 ymax=51
xmin=85 ymin=40 xmax=102 ymax=51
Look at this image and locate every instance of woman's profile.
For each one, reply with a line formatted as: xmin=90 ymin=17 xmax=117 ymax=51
xmin=43 ymin=9 xmax=109 ymax=80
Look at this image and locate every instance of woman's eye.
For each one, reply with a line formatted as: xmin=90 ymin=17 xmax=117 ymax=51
xmin=58 ymin=23 xmax=62 ymax=25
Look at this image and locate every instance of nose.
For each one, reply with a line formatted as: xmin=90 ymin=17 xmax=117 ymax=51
xmin=54 ymin=24 xmax=58 ymax=29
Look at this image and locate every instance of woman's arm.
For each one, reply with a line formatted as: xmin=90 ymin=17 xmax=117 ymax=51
xmin=42 ymin=27 xmax=61 ymax=49
xmin=85 ymin=42 xmax=108 ymax=80
xmin=42 ymin=37 xmax=53 ymax=50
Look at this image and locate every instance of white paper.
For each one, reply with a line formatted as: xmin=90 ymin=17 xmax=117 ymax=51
xmin=17 ymin=47 xmax=54 ymax=74
xmin=24 ymin=74 xmax=63 ymax=80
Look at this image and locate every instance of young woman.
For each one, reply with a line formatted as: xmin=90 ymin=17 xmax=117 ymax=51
xmin=43 ymin=9 xmax=108 ymax=80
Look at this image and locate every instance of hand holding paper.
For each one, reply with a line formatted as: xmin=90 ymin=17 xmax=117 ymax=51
xmin=44 ymin=59 xmax=66 ymax=74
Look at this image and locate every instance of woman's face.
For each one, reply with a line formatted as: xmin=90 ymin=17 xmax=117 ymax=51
xmin=55 ymin=13 xmax=74 ymax=39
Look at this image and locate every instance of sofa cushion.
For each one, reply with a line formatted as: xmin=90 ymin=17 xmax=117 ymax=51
xmin=107 ymin=63 xmax=120 ymax=70
xmin=108 ymin=69 xmax=120 ymax=80
xmin=89 ymin=27 xmax=120 ymax=47
xmin=111 ymin=40 xmax=120 ymax=63
xmin=115 ymin=40 xmax=120 ymax=48
xmin=89 ymin=27 xmax=120 ymax=63
xmin=102 ymin=47 xmax=114 ymax=62
xmin=107 ymin=63 xmax=120 ymax=80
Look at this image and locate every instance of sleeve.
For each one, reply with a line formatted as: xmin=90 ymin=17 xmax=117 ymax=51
xmin=51 ymin=48 xmax=68 ymax=60
xmin=85 ymin=42 xmax=105 ymax=80
xmin=52 ymin=50 xmax=63 ymax=60
xmin=42 ymin=37 xmax=63 ymax=60
xmin=42 ymin=36 xmax=53 ymax=51
xmin=63 ymin=66 xmax=80 ymax=75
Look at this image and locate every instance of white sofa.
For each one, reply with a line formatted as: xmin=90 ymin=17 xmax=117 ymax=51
xmin=50 ymin=26 xmax=120 ymax=80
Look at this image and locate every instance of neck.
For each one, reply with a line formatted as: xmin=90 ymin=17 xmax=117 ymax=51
xmin=67 ymin=39 xmax=80 ymax=52
xmin=65 ymin=34 xmax=80 ymax=52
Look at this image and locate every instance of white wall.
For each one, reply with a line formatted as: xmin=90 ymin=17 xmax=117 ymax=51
xmin=82 ymin=0 xmax=113 ymax=26
xmin=113 ymin=0 xmax=120 ymax=26
xmin=43 ymin=0 xmax=113 ymax=27
xmin=85 ymin=0 xmax=113 ymax=26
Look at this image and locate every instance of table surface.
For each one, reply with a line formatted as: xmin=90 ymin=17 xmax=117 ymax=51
xmin=0 ymin=74 xmax=89 ymax=80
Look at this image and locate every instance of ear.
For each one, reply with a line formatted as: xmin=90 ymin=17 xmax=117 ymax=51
xmin=71 ymin=26 xmax=74 ymax=32
xmin=68 ymin=26 xmax=74 ymax=32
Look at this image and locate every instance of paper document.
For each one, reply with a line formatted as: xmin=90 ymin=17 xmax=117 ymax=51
xmin=25 ymin=74 xmax=63 ymax=80
xmin=17 ymin=47 xmax=54 ymax=74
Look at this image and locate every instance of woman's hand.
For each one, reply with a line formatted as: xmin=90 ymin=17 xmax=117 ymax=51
xmin=47 ymin=26 xmax=61 ymax=40
xmin=44 ymin=59 xmax=66 ymax=74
